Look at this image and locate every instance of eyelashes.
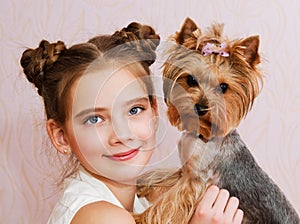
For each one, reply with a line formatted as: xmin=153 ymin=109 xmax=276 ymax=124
xmin=128 ymin=106 xmax=145 ymax=116
xmin=84 ymin=115 xmax=103 ymax=125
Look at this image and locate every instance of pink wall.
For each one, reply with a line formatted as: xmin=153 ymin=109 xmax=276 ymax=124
xmin=0 ymin=0 xmax=299 ymax=222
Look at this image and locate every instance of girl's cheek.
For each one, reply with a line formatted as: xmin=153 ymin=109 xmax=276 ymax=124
xmin=73 ymin=129 xmax=106 ymax=153
xmin=130 ymin=117 xmax=156 ymax=140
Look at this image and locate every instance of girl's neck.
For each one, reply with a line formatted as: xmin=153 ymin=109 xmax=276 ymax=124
xmin=105 ymin=179 xmax=136 ymax=212
xmin=87 ymin=169 xmax=137 ymax=212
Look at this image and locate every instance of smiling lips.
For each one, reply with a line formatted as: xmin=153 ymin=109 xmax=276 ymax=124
xmin=107 ymin=148 xmax=140 ymax=161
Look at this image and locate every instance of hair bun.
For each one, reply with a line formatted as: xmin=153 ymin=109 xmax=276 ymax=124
xmin=124 ymin=22 xmax=160 ymax=50
xmin=113 ymin=22 xmax=160 ymax=66
xmin=20 ymin=40 xmax=66 ymax=95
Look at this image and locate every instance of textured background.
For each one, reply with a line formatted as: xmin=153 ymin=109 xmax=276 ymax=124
xmin=0 ymin=0 xmax=299 ymax=223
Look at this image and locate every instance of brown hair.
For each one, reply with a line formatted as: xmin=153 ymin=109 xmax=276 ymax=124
xmin=21 ymin=41 xmax=101 ymax=124
xmin=89 ymin=22 xmax=160 ymax=105
xmin=20 ymin=22 xmax=160 ymax=182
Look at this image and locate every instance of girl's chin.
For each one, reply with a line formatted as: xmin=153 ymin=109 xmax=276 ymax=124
xmin=92 ymin=167 xmax=146 ymax=185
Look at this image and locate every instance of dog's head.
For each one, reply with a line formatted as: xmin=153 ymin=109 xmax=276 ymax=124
xmin=163 ymin=18 xmax=263 ymax=140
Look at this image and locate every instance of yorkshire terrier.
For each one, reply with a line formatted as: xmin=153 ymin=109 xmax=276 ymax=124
xmin=134 ymin=18 xmax=300 ymax=224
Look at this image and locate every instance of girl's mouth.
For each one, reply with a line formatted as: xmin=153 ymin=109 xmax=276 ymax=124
xmin=106 ymin=148 xmax=140 ymax=162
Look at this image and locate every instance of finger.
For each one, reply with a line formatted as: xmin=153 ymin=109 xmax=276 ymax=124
xmin=198 ymin=185 xmax=220 ymax=209
xmin=224 ymin=197 xmax=240 ymax=219
xmin=212 ymin=189 xmax=230 ymax=212
xmin=233 ymin=209 xmax=244 ymax=224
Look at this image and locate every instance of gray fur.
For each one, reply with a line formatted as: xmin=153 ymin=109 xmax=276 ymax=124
xmin=181 ymin=130 xmax=300 ymax=223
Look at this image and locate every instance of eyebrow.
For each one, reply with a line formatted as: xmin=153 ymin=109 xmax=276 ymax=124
xmin=74 ymin=96 xmax=149 ymax=119
xmin=74 ymin=108 xmax=106 ymax=119
xmin=124 ymin=96 xmax=149 ymax=106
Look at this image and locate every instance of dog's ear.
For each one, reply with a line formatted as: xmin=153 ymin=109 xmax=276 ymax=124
xmin=175 ymin=17 xmax=199 ymax=44
xmin=241 ymin=35 xmax=260 ymax=67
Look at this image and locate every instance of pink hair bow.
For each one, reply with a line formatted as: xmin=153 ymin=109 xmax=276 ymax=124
xmin=201 ymin=42 xmax=229 ymax=57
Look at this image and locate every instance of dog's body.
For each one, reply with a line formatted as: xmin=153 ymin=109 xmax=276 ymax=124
xmin=134 ymin=18 xmax=299 ymax=224
xmin=179 ymin=130 xmax=300 ymax=223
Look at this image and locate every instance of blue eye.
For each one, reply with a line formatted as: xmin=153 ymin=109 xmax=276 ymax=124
xmin=84 ymin=116 xmax=103 ymax=125
xmin=129 ymin=107 xmax=144 ymax=116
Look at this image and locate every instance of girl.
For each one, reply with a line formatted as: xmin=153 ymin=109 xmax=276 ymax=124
xmin=20 ymin=22 xmax=243 ymax=224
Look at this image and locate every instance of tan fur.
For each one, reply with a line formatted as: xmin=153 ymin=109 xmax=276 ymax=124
xmin=134 ymin=137 xmax=210 ymax=224
xmin=136 ymin=169 xmax=182 ymax=202
xmin=163 ymin=19 xmax=263 ymax=140
xmin=134 ymin=18 xmax=263 ymax=224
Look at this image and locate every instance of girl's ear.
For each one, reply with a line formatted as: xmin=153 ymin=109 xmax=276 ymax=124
xmin=46 ymin=119 xmax=71 ymax=155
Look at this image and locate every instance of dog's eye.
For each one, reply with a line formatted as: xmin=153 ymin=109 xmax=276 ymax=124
xmin=186 ymin=74 xmax=198 ymax=87
xmin=219 ymin=83 xmax=228 ymax=94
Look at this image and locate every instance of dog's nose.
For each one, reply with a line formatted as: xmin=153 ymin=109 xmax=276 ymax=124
xmin=194 ymin=103 xmax=208 ymax=116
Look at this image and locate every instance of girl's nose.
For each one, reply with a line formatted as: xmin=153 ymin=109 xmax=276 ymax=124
xmin=109 ymin=117 xmax=134 ymax=145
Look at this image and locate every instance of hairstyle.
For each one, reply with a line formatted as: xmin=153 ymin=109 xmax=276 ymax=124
xmin=20 ymin=22 xmax=160 ymax=182
xmin=88 ymin=22 xmax=160 ymax=106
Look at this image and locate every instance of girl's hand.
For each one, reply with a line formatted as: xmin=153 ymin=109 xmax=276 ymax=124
xmin=189 ymin=185 xmax=244 ymax=224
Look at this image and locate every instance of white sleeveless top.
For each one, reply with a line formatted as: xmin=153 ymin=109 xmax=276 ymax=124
xmin=47 ymin=166 xmax=147 ymax=224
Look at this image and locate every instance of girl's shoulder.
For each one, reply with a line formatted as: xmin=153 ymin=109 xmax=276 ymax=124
xmin=48 ymin=168 xmax=127 ymax=223
xmin=70 ymin=201 xmax=135 ymax=224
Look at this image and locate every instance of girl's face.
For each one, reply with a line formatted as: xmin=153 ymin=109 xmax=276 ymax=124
xmin=64 ymin=66 xmax=157 ymax=184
